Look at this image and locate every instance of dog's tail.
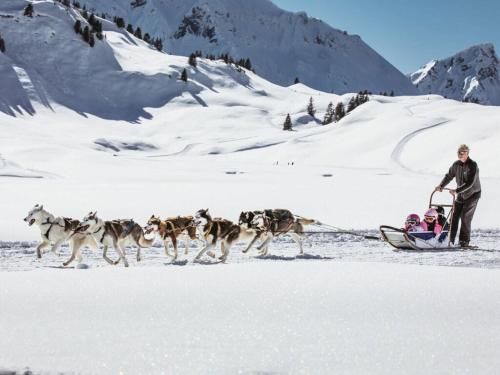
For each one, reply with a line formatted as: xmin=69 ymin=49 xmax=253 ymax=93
xmin=295 ymin=217 xmax=315 ymax=226
xmin=138 ymin=229 xmax=155 ymax=248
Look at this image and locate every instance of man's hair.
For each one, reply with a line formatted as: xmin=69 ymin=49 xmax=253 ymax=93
xmin=457 ymin=144 xmax=470 ymax=153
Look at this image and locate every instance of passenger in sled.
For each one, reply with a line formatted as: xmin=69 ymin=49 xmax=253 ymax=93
xmin=403 ymin=208 xmax=449 ymax=247
xmin=421 ymin=208 xmax=443 ymax=234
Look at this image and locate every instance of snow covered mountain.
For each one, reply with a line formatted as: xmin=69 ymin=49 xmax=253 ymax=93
xmin=75 ymin=0 xmax=417 ymax=95
xmin=410 ymin=44 xmax=500 ymax=105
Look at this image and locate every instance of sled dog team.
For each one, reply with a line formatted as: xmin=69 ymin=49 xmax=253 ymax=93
xmin=23 ymin=204 xmax=315 ymax=267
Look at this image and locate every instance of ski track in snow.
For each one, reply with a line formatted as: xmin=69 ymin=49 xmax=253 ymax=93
xmin=2 ymin=231 xmax=500 ymax=272
xmin=391 ymin=119 xmax=450 ymax=172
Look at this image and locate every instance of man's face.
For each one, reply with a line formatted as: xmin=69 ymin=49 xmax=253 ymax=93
xmin=458 ymin=150 xmax=469 ymax=162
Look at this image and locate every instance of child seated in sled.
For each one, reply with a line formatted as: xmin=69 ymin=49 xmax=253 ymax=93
xmin=436 ymin=206 xmax=449 ymax=230
xmin=421 ymin=208 xmax=443 ymax=234
xmin=404 ymin=214 xmax=425 ymax=232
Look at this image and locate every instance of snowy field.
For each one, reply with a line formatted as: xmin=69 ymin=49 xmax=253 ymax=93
xmin=1 ymin=260 xmax=500 ymax=375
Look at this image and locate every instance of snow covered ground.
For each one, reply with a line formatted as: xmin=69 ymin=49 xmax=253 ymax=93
xmin=2 ymin=260 xmax=500 ymax=375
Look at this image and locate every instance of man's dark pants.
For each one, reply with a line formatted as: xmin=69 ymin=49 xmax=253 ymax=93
xmin=450 ymin=191 xmax=481 ymax=244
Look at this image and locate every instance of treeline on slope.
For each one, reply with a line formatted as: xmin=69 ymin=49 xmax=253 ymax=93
xmin=283 ymin=92 xmax=370 ymax=131
xmin=50 ymin=0 xmax=163 ymax=50
xmin=188 ymin=51 xmax=254 ymax=72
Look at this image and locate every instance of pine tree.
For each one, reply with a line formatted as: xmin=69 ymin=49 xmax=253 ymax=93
xmin=0 ymin=35 xmax=5 ymax=53
xmin=322 ymin=102 xmax=335 ymax=125
xmin=88 ymin=33 xmax=95 ymax=47
xmin=143 ymin=33 xmax=151 ymax=43
xmin=127 ymin=24 xmax=134 ymax=34
xmin=82 ymin=26 xmax=90 ymax=43
xmin=188 ymin=53 xmax=197 ymax=67
xmin=283 ymin=114 xmax=292 ymax=131
xmin=306 ymin=97 xmax=316 ymax=118
xmin=389 ymin=90 xmax=394 ymax=97
xmin=244 ymin=58 xmax=252 ymax=70
xmin=134 ymin=27 xmax=142 ymax=39
xmin=180 ymin=68 xmax=188 ymax=82
xmin=347 ymin=97 xmax=357 ymax=112
xmin=24 ymin=4 xmax=34 ymax=17
xmin=334 ymin=102 xmax=345 ymax=122
xmin=294 ymin=77 xmax=299 ymax=84
xmin=154 ymin=38 xmax=163 ymax=51
xmin=115 ymin=17 xmax=125 ymax=28
xmin=81 ymin=9 xmax=88 ymax=19
xmin=88 ymin=13 xmax=95 ymax=26
xmin=74 ymin=20 xmax=82 ymax=34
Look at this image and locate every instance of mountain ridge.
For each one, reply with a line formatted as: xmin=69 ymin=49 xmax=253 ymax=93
xmin=410 ymin=43 xmax=500 ymax=105
xmin=76 ymin=0 xmax=417 ymax=95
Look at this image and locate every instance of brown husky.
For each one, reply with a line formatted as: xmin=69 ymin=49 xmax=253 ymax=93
xmin=144 ymin=215 xmax=199 ymax=261
xmin=194 ymin=209 xmax=255 ymax=262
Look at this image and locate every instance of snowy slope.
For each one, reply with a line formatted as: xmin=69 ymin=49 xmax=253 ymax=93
xmin=410 ymin=44 xmax=500 ymax=105
xmin=0 ymin=0 xmax=499 ymax=242
xmin=75 ymin=0 xmax=417 ymax=95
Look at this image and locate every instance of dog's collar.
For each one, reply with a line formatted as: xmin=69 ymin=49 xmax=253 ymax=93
xmin=90 ymin=225 xmax=105 ymax=243
xmin=40 ymin=218 xmax=52 ymax=226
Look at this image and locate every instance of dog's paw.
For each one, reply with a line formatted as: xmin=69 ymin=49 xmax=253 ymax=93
xmin=206 ymin=251 xmax=216 ymax=258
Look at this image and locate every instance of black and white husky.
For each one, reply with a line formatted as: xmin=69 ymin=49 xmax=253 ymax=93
xmin=239 ymin=209 xmax=315 ymax=256
xmin=75 ymin=212 xmax=154 ymax=267
xmin=24 ymin=204 xmax=98 ymax=266
xmin=194 ymin=209 xmax=255 ymax=262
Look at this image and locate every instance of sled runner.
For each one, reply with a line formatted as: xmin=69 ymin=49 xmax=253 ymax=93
xmin=380 ymin=189 xmax=459 ymax=251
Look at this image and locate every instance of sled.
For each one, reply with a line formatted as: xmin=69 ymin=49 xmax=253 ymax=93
xmin=380 ymin=189 xmax=458 ymax=251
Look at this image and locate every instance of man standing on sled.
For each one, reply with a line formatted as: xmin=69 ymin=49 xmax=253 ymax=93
xmin=435 ymin=144 xmax=481 ymax=247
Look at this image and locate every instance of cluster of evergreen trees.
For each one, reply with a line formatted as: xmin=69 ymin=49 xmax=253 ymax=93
xmin=346 ymin=91 xmax=370 ymax=112
xmin=378 ymin=90 xmax=394 ymax=96
xmin=56 ymin=0 xmax=163 ymax=51
xmin=321 ymin=101 xmax=346 ymax=125
xmin=284 ymin=92 xmax=371 ymax=131
xmin=205 ymin=53 xmax=254 ymax=72
xmin=0 ymin=33 xmax=5 ymax=53
xmin=73 ymin=11 xmax=103 ymax=47
xmin=463 ymin=97 xmax=480 ymax=104
xmin=114 ymin=17 xmax=163 ymax=51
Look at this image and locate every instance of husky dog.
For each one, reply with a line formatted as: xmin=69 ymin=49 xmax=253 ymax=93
xmin=243 ymin=209 xmax=315 ymax=256
xmin=75 ymin=212 xmax=153 ymax=267
xmin=144 ymin=215 xmax=200 ymax=261
xmin=23 ymin=204 xmax=98 ymax=266
xmin=238 ymin=210 xmax=269 ymax=254
xmin=194 ymin=209 xmax=255 ymax=262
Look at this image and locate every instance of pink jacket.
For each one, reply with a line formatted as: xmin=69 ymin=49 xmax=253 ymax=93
xmin=420 ymin=221 xmax=443 ymax=234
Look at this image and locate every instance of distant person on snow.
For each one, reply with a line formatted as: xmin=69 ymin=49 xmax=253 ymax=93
xmin=435 ymin=144 xmax=481 ymax=247
xmin=420 ymin=208 xmax=442 ymax=235
xmin=404 ymin=214 xmax=424 ymax=232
